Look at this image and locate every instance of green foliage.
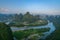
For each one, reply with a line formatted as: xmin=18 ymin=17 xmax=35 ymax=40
xmin=13 ymin=28 xmax=50 ymax=40
xmin=13 ymin=12 xmax=40 ymax=23
xmin=22 ymin=12 xmax=35 ymax=23
xmin=47 ymin=30 xmax=60 ymax=40
xmin=9 ymin=12 xmax=48 ymax=27
xmin=0 ymin=22 xmax=13 ymax=40
xmin=9 ymin=20 xmax=48 ymax=27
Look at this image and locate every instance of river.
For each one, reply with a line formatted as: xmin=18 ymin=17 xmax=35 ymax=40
xmin=10 ymin=22 xmax=56 ymax=40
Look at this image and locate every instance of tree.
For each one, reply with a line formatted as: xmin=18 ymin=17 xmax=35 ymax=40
xmin=0 ymin=22 xmax=13 ymax=40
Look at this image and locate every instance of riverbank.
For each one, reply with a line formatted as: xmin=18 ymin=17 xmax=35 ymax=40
xmin=46 ymin=21 xmax=60 ymax=40
xmin=9 ymin=20 xmax=48 ymax=27
xmin=11 ymin=22 xmax=56 ymax=40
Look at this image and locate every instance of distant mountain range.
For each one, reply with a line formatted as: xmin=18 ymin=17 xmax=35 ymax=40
xmin=0 ymin=13 xmax=60 ymax=23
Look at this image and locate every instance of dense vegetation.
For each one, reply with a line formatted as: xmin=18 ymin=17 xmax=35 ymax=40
xmin=13 ymin=12 xmax=40 ymax=23
xmin=13 ymin=28 xmax=50 ymax=40
xmin=0 ymin=22 xmax=13 ymax=40
xmin=9 ymin=12 xmax=48 ymax=27
xmin=1 ymin=12 xmax=60 ymax=40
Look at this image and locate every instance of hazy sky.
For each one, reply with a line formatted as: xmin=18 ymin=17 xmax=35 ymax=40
xmin=0 ymin=0 xmax=60 ymax=15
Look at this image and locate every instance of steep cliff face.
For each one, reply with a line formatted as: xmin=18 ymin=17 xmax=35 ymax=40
xmin=0 ymin=22 xmax=13 ymax=40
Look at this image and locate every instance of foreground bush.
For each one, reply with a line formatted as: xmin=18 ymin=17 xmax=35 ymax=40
xmin=0 ymin=22 xmax=13 ymax=40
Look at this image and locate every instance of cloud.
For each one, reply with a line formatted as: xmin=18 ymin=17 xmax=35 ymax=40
xmin=0 ymin=8 xmax=60 ymax=15
xmin=42 ymin=10 xmax=60 ymax=15
xmin=0 ymin=8 xmax=20 ymax=14
xmin=0 ymin=8 xmax=9 ymax=13
xmin=30 ymin=9 xmax=60 ymax=15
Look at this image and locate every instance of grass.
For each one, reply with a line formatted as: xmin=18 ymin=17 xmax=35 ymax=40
xmin=13 ymin=28 xmax=50 ymax=40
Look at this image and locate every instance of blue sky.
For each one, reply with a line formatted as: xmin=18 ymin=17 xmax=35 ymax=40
xmin=0 ymin=0 xmax=60 ymax=15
